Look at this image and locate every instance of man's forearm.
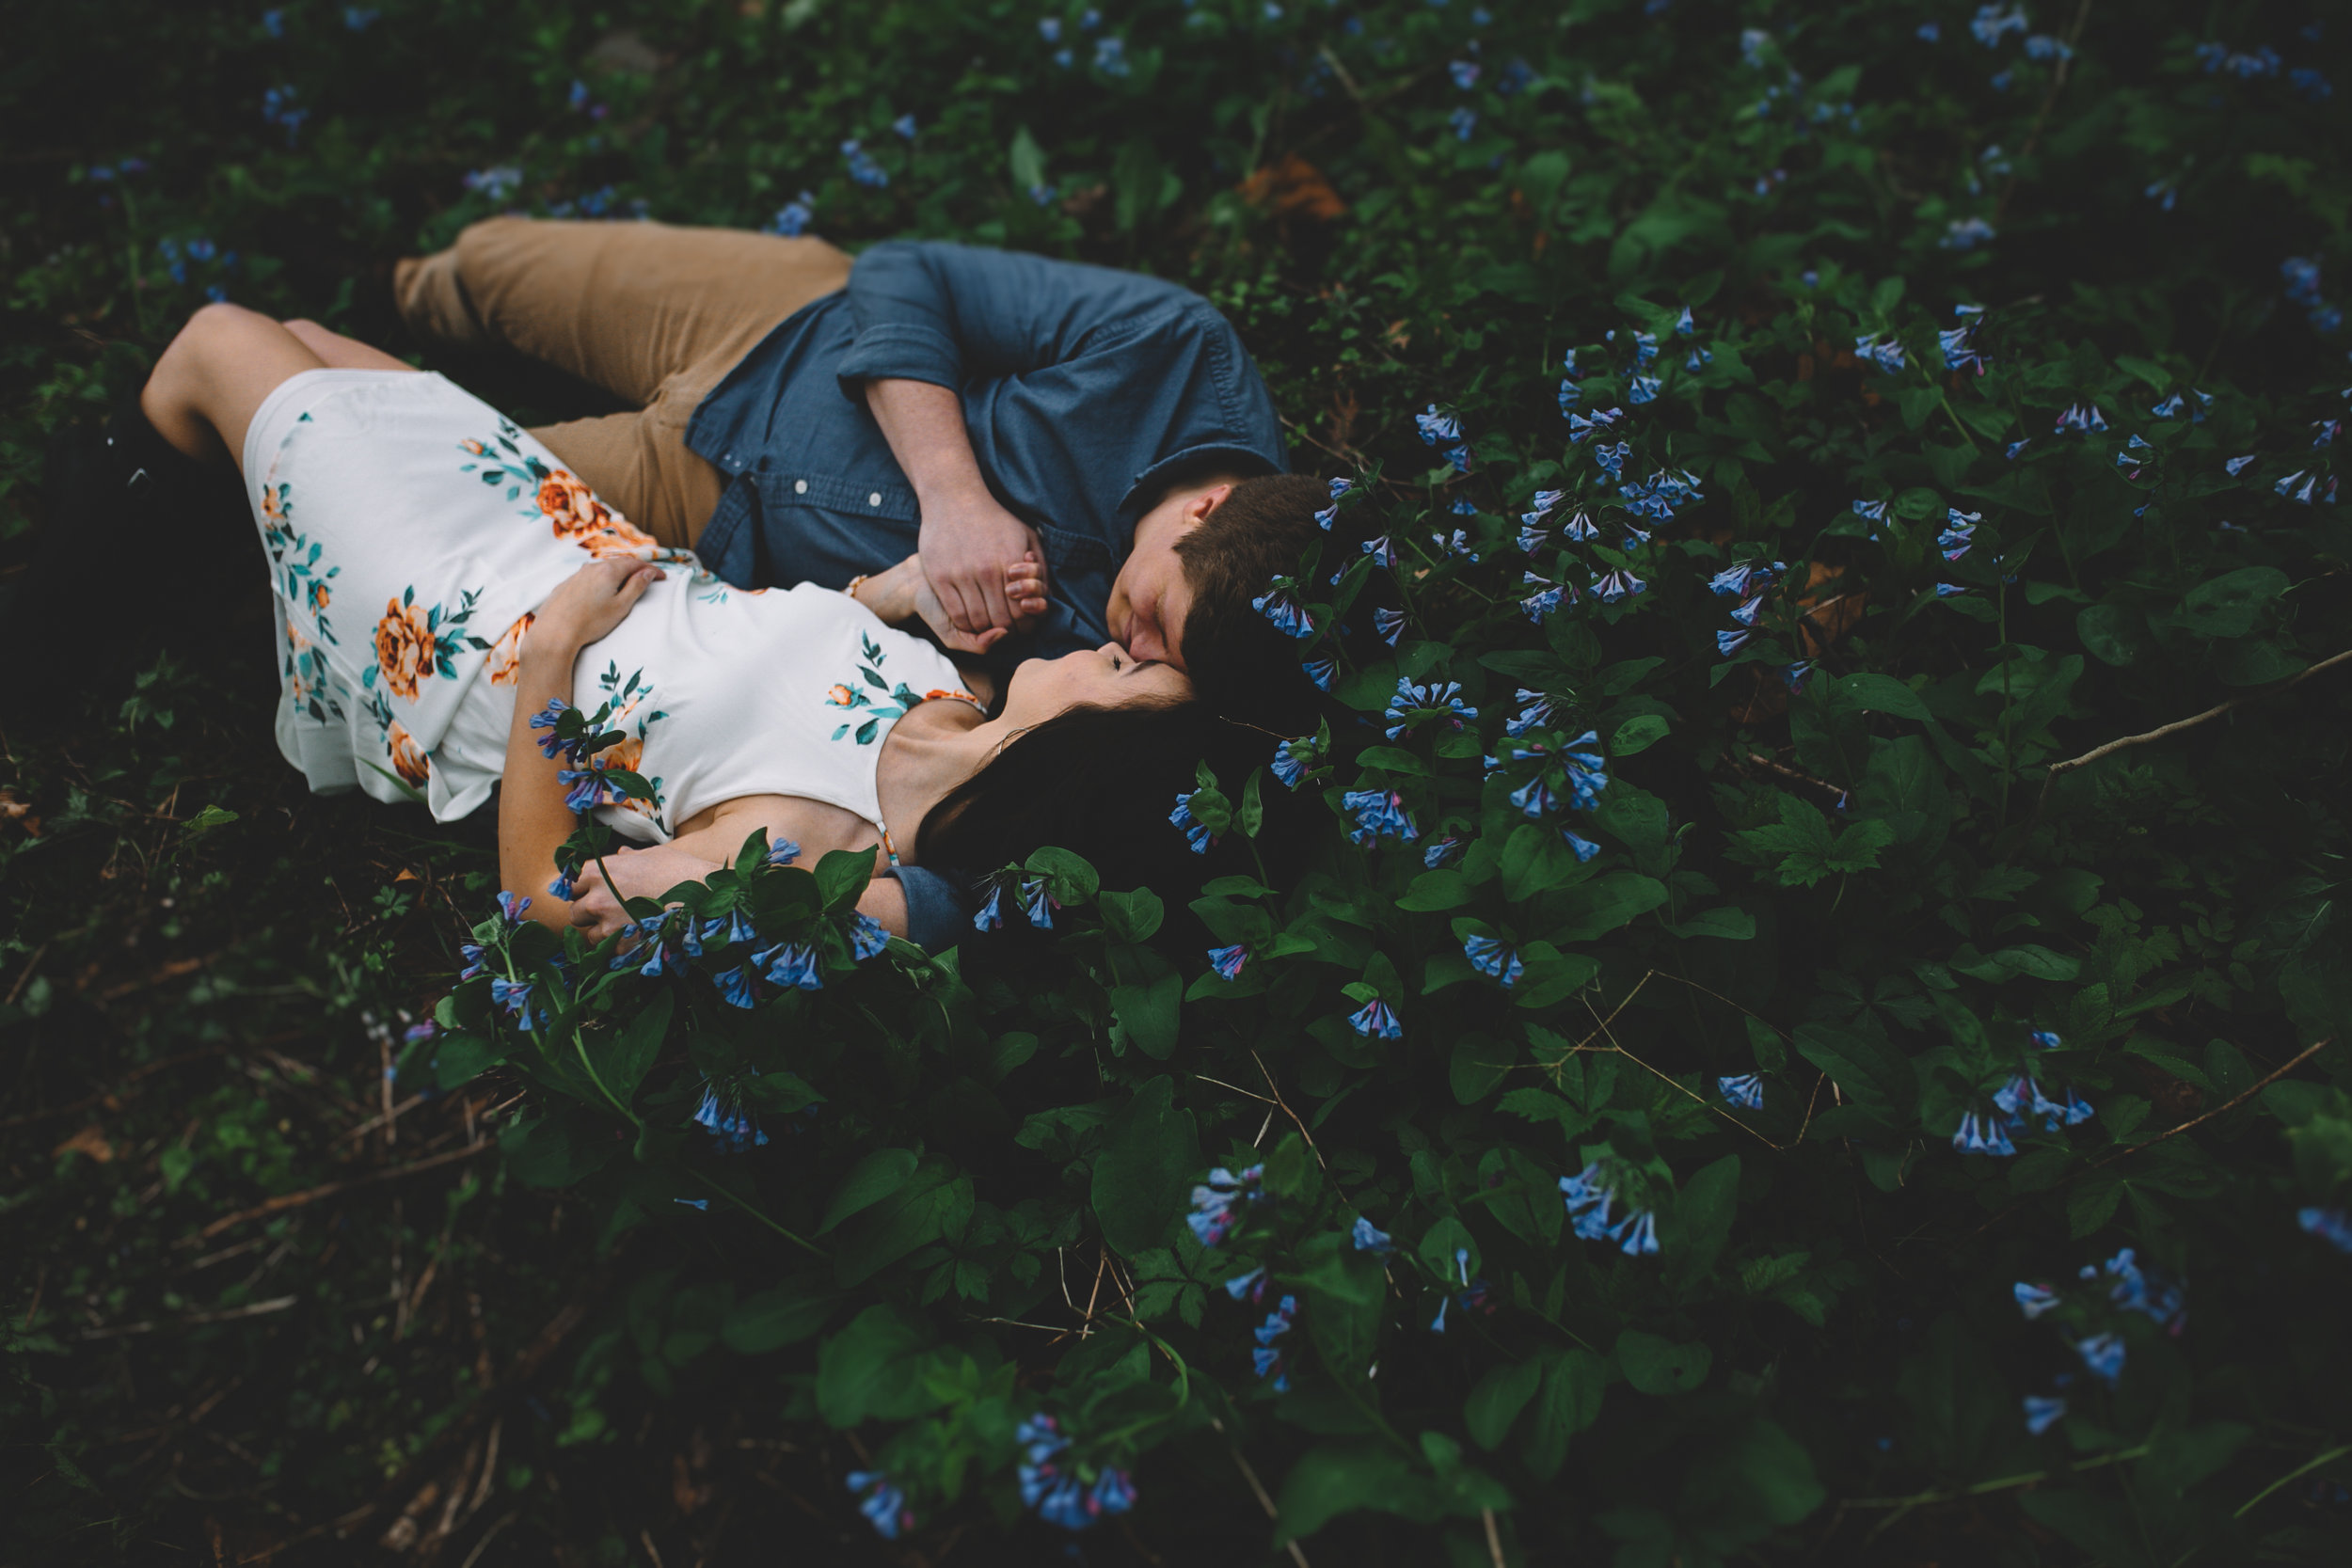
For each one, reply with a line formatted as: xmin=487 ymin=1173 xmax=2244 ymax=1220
xmin=865 ymin=378 xmax=991 ymax=511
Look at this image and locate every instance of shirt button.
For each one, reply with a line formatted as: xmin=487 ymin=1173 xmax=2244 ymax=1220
xmin=868 ymin=492 xmax=882 ymax=507
xmin=794 ymin=479 xmax=809 ymax=495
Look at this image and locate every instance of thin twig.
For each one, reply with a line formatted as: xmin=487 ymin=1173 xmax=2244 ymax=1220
xmin=5 ymin=941 xmax=48 ymax=1006
xmin=184 ymin=1143 xmax=492 ymax=1243
xmin=1250 ymin=1050 xmax=1329 ymax=1171
xmin=1210 ymin=1417 xmax=1311 ymax=1568
xmin=1482 ymin=1507 xmax=1506 ymax=1567
xmin=1965 ymin=1036 xmax=2332 ymax=1240
xmin=1742 ymin=751 xmax=1846 ymax=806
xmin=81 ymin=1294 xmax=298 ymax=1340
xmin=2030 ymin=645 xmax=2352 ymax=826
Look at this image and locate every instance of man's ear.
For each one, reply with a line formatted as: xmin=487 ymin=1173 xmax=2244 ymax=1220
xmin=1186 ymin=481 xmax=1236 ymax=526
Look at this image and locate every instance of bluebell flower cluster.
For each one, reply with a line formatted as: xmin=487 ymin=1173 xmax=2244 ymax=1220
xmin=1595 ymin=439 xmax=1630 ymax=479
xmin=1374 ymin=604 xmax=1407 ymax=645
xmin=1939 ymin=509 xmax=1981 ymax=562
xmin=1422 ymin=833 xmax=1465 ymax=869
xmin=1188 ymin=1164 xmax=1265 ymax=1247
xmin=1428 ymin=1246 xmax=1498 ymax=1332
xmin=1448 ymin=105 xmax=1479 ymax=141
xmin=1253 ymin=1294 xmax=1299 ymax=1388
xmin=2282 ymin=257 xmax=2342 ymax=335
xmin=1252 ymin=587 xmax=1313 ymax=639
xmin=1951 ymin=1108 xmax=2016 ymax=1156
xmin=1169 ymin=790 xmax=1216 ymax=854
xmin=764 ymin=191 xmax=817 ymax=236
xmin=840 ymin=139 xmax=890 ymax=188
xmin=461 ymin=164 xmax=522 ymax=202
xmin=2090 ymin=1246 xmax=2187 ymax=1335
xmin=1417 ymin=404 xmax=1470 ymax=471
xmin=1462 ymin=933 xmax=1524 ymax=989
xmin=2024 ymin=1393 xmax=2068 ymax=1435
xmin=1348 ymin=997 xmax=1402 ymax=1038
xmin=1853 ymin=333 xmax=1906 ymax=373
xmin=1565 ymin=405 xmax=1623 ymax=444
xmin=2290 ymin=67 xmax=2333 ymax=103
xmin=1619 ymin=467 xmax=1703 ymax=521
xmin=1504 ymin=688 xmax=1558 ymax=737
xmin=2053 ymin=401 xmax=2107 ymax=434
xmin=2074 ymin=1331 xmax=2126 ymax=1387
xmin=1718 ymin=1073 xmax=1765 ymax=1110
xmin=490 ymin=975 xmax=545 ymax=1032
xmin=1971 ymin=6 xmax=2027 ymax=48
xmin=1094 ymin=37 xmax=1129 ymax=75
xmin=754 ymin=940 xmax=823 ymax=990
xmin=1352 ymin=1215 xmax=1394 ymax=1253
xmin=1342 ymin=787 xmax=1419 ymax=847
xmin=1560 ymin=1164 xmax=1660 ymax=1255
xmin=1709 ymin=558 xmax=1782 ymax=599
xmin=1206 ymin=943 xmax=1248 ymax=981
xmin=1939 ymin=305 xmax=1990 ymax=374
xmin=1017 ymin=1415 xmax=1137 ymax=1531
xmin=2299 ymin=1207 xmax=2352 ymax=1253
xmin=261 ymin=85 xmax=310 ymax=147
xmin=2275 ymin=469 xmax=2337 ymax=505
xmin=2196 ymin=40 xmax=2281 ymax=78
xmin=1383 ymin=678 xmax=1477 ymax=740
xmin=693 ymin=1078 xmax=769 ymax=1152
xmin=1941 ymin=217 xmax=1996 ymax=250
xmin=847 ymin=1471 xmax=914 ymax=1539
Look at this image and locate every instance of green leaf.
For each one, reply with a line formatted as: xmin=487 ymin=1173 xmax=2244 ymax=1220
xmin=1090 ymin=1076 xmax=1202 ymax=1257
xmin=498 ymin=1105 xmax=615 ymax=1189
xmin=1665 ymin=1154 xmax=1740 ymax=1289
xmin=2175 ymin=566 xmax=2287 ymax=639
xmin=2077 ymin=602 xmax=2155 ymax=667
xmin=1098 ymin=887 xmax=1165 ymax=943
xmin=1736 ymin=794 xmax=1894 ymax=887
xmin=1399 ymin=869 xmax=1478 ymax=911
xmin=181 ymin=804 xmax=238 ymax=836
xmin=1107 ymin=949 xmax=1184 ymax=1059
xmin=1296 ymin=1229 xmax=1385 ymax=1387
xmin=1520 ymin=1348 xmax=1608 ymax=1480
xmin=819 ymin=1148 xmax=919 ymax=1234
xmin=1274 ymin=1440 xmax=1437 ymax=1544
xmin=1611 ymin=713 xmax=1670 ymax=754
xmin=1836 ymin=672 xmax=1932 ymax=721
xmin=723 ymin=1275 xmax=838 ymax=1353
xmin=1465 ymin=1360 xmax=1543 ymax=1450
xmin=431 ymin=1031 xmax=499 ymax=1090
xmin=1616 ymin=1329 xmax=1711 ymax=1395
xmin=1025 ymin=846 xmax=1100 ymax=906
xmin=832 ymin=1165 xmax=960 ymax=1288
xmin=596 ymin=990 xmax=671 ymax=1105
xmin=1791 ymin=1022 xmax=1912 ymax=1128
xmin=813 ymin=847 xmax=875 ymax=911
xmin=815 ymin=1306 xmax=942 ymax=1427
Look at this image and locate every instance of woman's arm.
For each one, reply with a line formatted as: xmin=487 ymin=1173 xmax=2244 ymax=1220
xmin=851 ymin=552 xmax=1040 ymax=683
xmin=497 ymin=559 xmax=665 ymax=931
xmin=564 ymin=814 xmax=914 ymax=941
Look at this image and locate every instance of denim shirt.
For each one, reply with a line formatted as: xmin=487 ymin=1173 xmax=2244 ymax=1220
xmin=686 ymin=240 xmax=1288 ymax=657
xmin=686 ymin=241 xmax=1288 ymax=951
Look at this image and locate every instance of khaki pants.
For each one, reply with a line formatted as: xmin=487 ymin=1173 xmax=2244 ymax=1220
xmin=391 ymin=218 xmax=852 ymax=548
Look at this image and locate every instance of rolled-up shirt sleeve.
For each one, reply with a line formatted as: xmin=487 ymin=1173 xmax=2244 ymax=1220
xmin=882 ymin=863 xmax=978 ymax=953
xmin=836 ymin=241 xmax=1193 ymax=401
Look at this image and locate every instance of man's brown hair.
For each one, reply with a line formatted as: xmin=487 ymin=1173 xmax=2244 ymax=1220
xmin=1172 ymin=472 xmax=1329 ymax=733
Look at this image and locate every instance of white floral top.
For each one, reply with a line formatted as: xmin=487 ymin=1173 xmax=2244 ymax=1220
xmin=241 ymin=369 xmax=975 ymax=842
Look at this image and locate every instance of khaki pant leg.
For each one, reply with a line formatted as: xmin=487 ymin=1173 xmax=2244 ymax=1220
xmin=526 ymin=375 xmax=726 ymax=552
xmin=392 ymin=217 xmax=850 ymax=405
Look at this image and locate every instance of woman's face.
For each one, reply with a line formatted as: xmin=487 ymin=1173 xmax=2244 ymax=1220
xmin=1000 ymin=643 xmax=1191 ymax=727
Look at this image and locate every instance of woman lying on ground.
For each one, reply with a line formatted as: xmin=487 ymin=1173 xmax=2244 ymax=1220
xmin=124 ymin=303 xmax=1253 ymax=946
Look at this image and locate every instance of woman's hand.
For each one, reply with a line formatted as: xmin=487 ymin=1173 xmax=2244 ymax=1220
xmin=531 ymin=558 xmax=665 ymax=656
xmin=567 ymin=842 xmax=724 ymax=942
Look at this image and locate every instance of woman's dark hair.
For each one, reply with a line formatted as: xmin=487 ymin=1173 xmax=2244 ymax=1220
xmin=915 ymin=701 xmax=1293 ymax=901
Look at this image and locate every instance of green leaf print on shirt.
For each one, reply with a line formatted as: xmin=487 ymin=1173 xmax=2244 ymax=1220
xmin=361 ymin=585 xmax=488 ymax=702
xmin=825 ymin=633 xmax=923 ymax=746
xmin=257 ymin=479 xmax=342 ymax=645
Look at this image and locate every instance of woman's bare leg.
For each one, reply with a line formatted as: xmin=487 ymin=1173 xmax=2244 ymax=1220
xmin=139 ymin=303 xmax=328 ymax=473
xmin=280 ymin=318 xmax=419 ymax=372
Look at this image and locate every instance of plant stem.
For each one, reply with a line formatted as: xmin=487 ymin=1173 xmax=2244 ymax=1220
xmin=683 ymin=1167 xmax=824 ymax=1257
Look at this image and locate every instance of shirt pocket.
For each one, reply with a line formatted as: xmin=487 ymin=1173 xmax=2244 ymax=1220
xmin=1038 ymin=523 xmax=1115 ymax=576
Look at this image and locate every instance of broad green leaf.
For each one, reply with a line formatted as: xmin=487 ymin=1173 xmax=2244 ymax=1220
xmin=819 ymin=1148 xmax=919 ymax=1234
xmin=1090 ymin=1076 xmax=1202 ymax=1257
xmin=1616 ymin=1329 xmax=1711 ymax=1395
xmin=723 ymin=1276 xmax=838 ymax=1354
xmin=815 ymin=1306 xmax=941 ymax=1427
xmin=1464 ymin=1360 xmax=1543 ymax=1450
xmin=1611 ymin=713 xmax=1670 ymax=754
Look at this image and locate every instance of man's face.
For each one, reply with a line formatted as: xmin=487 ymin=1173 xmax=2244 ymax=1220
xmin=1105 ymin=483 xmax=1223 ymax=669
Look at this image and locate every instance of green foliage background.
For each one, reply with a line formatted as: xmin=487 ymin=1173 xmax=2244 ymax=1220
xmin=6 ymin=1 xmax=2352 ymax=1563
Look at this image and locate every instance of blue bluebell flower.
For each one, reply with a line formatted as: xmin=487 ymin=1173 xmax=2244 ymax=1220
xmin=1207 ymin=944 xmax=1248 ymax=982
xmin=2074 ymin=1332 xmax=2126 ymax=1387
xmin=1462 ymin=933 xmax=1523 ymax=989
xmin=262 ymin=8 xmax=285 ymax=36
xmin=1038 ymin=16 xmax=1060 ymax=40
xmin=1558 ymin=374 xmax=1581 ymax=413
xmin=1313 ymin=501 xmax=1339 ymax=530
xmin=1952 ymin=1109 xmax=2016 ymax=1156
xmin=1253 ymin=1294 xmax=1298 ymax=1387
xmin=765 ymin=193 xmax=816 ymax=236
xmin=1301 ymin=654 xmax=1336 ymax=692
xmin=458 ymin=942 xmax=488 ymax=982
xmin=1093 ymin=36 xmax=1128 ymax=74
xmin=892 ymin=113 xmax=918 ymax=139
xmin=674 ymin=1197 xmax=709 ymax=1211
xmin=1342 ymin=787 xmax=1419 ymax=846
xmin=489 ymin=976 xmax=544 ymax=1032
xmin=1224 ymin=1265 xmax=1268 ymax=1302
xmin=548 ymin=871 xmax=577 ymax=901
xmin=1934 ymin=583 xmax=1972 ymax=598
xmin=2031 ymin=1029 xmax=2063 ymax=1050
xmin=2053 ymin=402 xmax=2108 ymax=434
xmin=1189 ymin=1165 xmax=1266 ymax=1247
xmin=2024 ymin=1394 xmax=2068 ymax=1435
xmin=1252 ymin=589 xmax=1313 ymax=639
xmin=1592 ymin=569 xmax=1645 ymax=604
xmin=847 ymin=1472 xmax=913 ymax=1540
xmin=849 ymin=912 xmax=890 ymax=961
xmin=1560 ymin=1163 xmax=1615 ymax=1240
xmin=1628 ymin=373 xmax=1662 ymax=404
xmin=342 ymin=5 xmax=377 ymax=27
xmin=1361 ymin=533 xmax=1397 ymax=569
xmin=1611 ymin=1208 xmax=1660 ymax=1255
xmin=2225 ymin=453 xmax=2257 ymax=476
xmin=2014 ymin=1281 xmax=2060 ymax=1319
xmin=2007 ymin=439 xmax=2031 ymax=459
xmin=1170 ymin=792 xmax=1215 ymax=854
xmin=1941 ymin=217 xmax=1997 ymax=250
xmin=1435 ymin=527 xmax=1482 ymax=562
xmin=1448 ymin=105 xmax=1479 ymax=140
xmin=1939 ymin=325 xmax=1989 ymax=374
xmin=1854 ymin=333 xmax=1907 ymax=373
xmin=1851 ymin=501 xmax=1890 ymax=534
xmin=2097 ymin=1247 xmax=2187 ymax=1333
xmin=2299 ymin=1206 xmax=2352 ymax=1253
xmin=1020 ymin=878 xmax=1057 ymax=929
xmin=1729 ymin=595 xmax=1768 ymax=628
xmin=497 ymin=891 xmax=532 ymax=925
xmin=1686 ymin=347 xmax=1713 ymax=372
xmin=1783 ymin=661 xmax=1814 ymax=692
xmin=1505 ymin=689 xmax=1557 ymax=737
xmin=1349 ymin=998 xmax=1402 ymax=1039
xmin=1560 ymin=731 xmax=1609 ymax=807
xmin=1607 ymin=327 xmax=1661 ymax=367
xmin=2314 ymin=419 xmax=2342 ymax=448
xmin=1565 ymin=407 xmax=1624 ymax=443
xmin=1939 ymin=510 xmax=1981 ymax=561
xmin=1717 ymin=627 xmax=1754 ymax=657
xmin=1595 ymin=440 xmax=1630 ymax=478
xmin=1422 ymin=834 xmax=1465 ymax=869
xmin=694 ymin=1080 xmax=769 ymax=1149
xmin=1710 ymin=559 xmax=1780 ymax=597
xmin=1510 ymin=776 xmax=1559 ymax=818
xmin=713 ymin=963 xmax=760 ymax=1009
xmin=2291 ymin=67 xmax=2333 ymax=102
xmin=840 ymin=140 xmax=890 ymax=188
xmin=973 ymin=885 xmax=1007 ymax=932
xmin=755 ymin=942 xmax=823 ymax=990
xmin=1719 ymin=1073 xmax=1765 ymax=1110
xmin=1520 ymin=578 xmax=1565 ymax=625
xmin=1449 ymin=59 xmax=1481 ymax=88
xmin=1971 ymin=6 xmax=2027 ymax=47
xmin=1673 ymin=305 xmax=1696 ymax=337
xmin=2023 ymin=32 xmax=2070 ymax=59
xmin=1917 ymin=22 xmax=1940 ymax=41
xmin=1373 ymin=605 xmax=1407 ymax=645
xmin=1352 ymin=1216 xmax=1394 ymax=1254
xmin=1384 ymin=678 xmax=1476 ymax=739
xmin=460 ymin=163 xmax=520 ymax=200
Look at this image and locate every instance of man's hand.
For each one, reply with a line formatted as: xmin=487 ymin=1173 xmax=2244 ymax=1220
xmin=919 ymin=495 xmax=1047 ymax=635
xmin=567 ymin=843 xmax=723 ymax=942
xmin=859 ymin=553 xmax=1045 ymax=657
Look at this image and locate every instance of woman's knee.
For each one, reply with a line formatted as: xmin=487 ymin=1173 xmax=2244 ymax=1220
xmin=156 ymin=302 xmax=280 ymax=375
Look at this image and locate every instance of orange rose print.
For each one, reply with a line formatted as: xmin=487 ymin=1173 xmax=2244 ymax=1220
xmin=591 ymin=736 xmax=656 ymax=818
xmin=306 ymin=578 xmax=332 ymax=614
xmin=825 ymin=684 xmax=856 ymax=707
xmin=488 ymin=612 xmax=532 ymax=687
xmin=387 ymin=721 xmax=431 ymax=788
xmin=373 ymin=595 xmax=436 ymax=701
xmin=536 ymin=468 xmax=660 ymax=559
